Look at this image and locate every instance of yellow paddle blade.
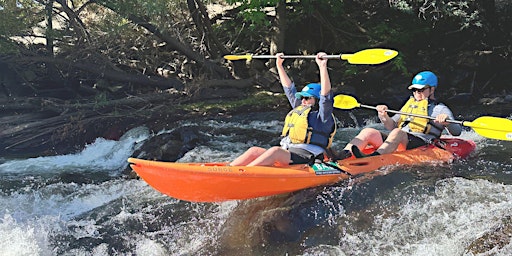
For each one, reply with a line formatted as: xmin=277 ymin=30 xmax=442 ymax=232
xmin=464 ymin=116 xmax=512 ymax=141
xmin=223 ymin=54 xmax=253 ymax=61
xmin=341 ymin=49 xmax=398 ymax=64
xmin=333 ymin=95 xmax=361 ymax=110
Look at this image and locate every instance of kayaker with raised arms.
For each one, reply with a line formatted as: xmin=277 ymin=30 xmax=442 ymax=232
xmin=342 ymin=71 xmax=463 ymax=158
xmin=229 ymin=52 xmax=337 ymax=166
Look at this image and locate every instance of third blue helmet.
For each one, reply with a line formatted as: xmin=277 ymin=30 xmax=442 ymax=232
xmin=408 ymin=71 xmax=438 ymax=90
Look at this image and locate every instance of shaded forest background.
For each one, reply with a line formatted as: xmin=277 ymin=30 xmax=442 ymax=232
xmin=0 ymin=0 xmax=511 ymax=158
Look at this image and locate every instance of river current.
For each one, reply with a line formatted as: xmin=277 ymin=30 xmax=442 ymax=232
xmin=1 ymin=111 xmax=511 ymax=255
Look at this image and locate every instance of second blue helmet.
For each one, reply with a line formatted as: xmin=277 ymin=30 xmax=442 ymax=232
xmin=295 ymin=83 xmax=321 ymax=99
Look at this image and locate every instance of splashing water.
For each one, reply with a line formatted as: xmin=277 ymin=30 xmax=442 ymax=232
xmin=0 ymin=115 xmax=510 ymax=255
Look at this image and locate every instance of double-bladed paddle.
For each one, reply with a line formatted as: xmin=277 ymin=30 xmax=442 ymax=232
xmin=333 ymin=94 xmax=512 ymax=141
xmin=224 ymin=48 xmax=398 ymax=65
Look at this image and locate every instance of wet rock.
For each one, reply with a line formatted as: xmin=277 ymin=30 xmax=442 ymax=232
xmin=217 ymin=191 xmax=321 ymax=255
xmin=505 ymin=95 xmax=512 ymax=103
xmin=480 ymin=96 xmax=507 ymax=105
xmin=216 ymin=180 xmax=380 ymax=255
xmin=132 ymin=125 xmax=205 ymax=161
xmin=447 ymin=92 xmax=475 ymax=106
xmin=466 ymin=215 xmax=512 ymax=254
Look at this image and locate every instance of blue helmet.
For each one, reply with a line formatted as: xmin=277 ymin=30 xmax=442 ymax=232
xmin=409 ymin=71 xmax=438 ymax=90
xmin=295 ymin=83 xmax=321 ymax=99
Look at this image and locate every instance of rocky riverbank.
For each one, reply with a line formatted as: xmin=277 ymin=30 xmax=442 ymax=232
xmin=0 ymin=90 xmax=289 ymax=159
xmin=2 ymin=86 xmax=511 ymax=161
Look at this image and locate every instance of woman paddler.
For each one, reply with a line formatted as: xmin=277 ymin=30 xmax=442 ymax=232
xmin=343 ymin=71 xmax=463 ymax=158
xmin=229 ymin=52 xmax=337 ymax=166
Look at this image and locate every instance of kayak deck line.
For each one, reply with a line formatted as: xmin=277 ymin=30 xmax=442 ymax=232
xmin=128 ymin=137 xmax=476 ymax=202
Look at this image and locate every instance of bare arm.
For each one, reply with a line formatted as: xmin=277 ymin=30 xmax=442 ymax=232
xmin=434 ymin=108 xmax=462 ymax=136
xmin=276 ymin=53 xmax=293 ymax=88
xmin=315 ymin=52 xmax=331 ymax=96
xmin=377 ymin=105 xmax=398 ymax=130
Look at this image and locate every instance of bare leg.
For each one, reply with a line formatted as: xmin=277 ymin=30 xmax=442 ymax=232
xmin=375 ymin=128 xmax=408 ymax=154
xmin=230 ymin=146 xmax=267 ymax=166
xmin=344 ymin=128 xmax=384 ymax=151
xmin=247 ymin=146 xmax=291 ymax=166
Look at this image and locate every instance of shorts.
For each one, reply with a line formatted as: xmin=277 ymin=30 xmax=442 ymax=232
xmin=405 ymin=133 xmax=428 ymax=149
xmin=288 ymin=147 xmax=317 ymax=164
xmin=380 ymin=132 xmax=427 ymax=150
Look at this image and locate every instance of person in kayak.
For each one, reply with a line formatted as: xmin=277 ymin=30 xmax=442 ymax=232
xmin=229 ymin=52 xmax=336 ymax=166
xmin=342 ymin=70 xmax=463 ymax=158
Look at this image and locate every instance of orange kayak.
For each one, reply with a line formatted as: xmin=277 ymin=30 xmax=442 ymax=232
xmin=128 ymin=138 xmax=475 ymax=202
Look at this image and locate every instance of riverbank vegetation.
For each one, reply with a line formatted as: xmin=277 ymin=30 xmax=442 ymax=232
xmin=1 ymin=0 xmax=511 ymax=157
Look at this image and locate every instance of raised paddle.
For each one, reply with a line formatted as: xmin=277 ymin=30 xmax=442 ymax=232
xmin=224 ymin=48 xmax=398 ymax=65
xmin=333 ymin=94 xmax=512 ymax=141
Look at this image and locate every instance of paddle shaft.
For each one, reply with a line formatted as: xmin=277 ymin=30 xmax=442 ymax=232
xmin=359 ymin=104 xmax=464 ymax=125
xmin=250 ymin=54 xmax=351 ymax=60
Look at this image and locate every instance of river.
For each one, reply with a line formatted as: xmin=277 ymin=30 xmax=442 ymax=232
xmin=1 ymin=111 xmax=511 ymax=255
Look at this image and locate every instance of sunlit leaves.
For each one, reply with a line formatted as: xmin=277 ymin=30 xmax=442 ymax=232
xmin=0 ymin=1 xmax=43 ymax=35
xmin=225 ymin=0 xmax=279 ymax=28
xmin=389 ymin=0 xmax=485 ymax=30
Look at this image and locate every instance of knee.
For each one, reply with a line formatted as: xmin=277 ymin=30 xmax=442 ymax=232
xmin=247 ymin=146 xmax=266 ymax=156
xmin=266 ymin=146 xmax=282 ymax=154
xmin=388 ymin=129 xmax=407 ymax=140
xmin=357 ymin=128 xmax=380 ymax=140
xmin=390 ymin=128 xmax=405 ymax=135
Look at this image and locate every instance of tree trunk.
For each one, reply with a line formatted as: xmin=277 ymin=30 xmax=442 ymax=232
xmin=55 ymin=0 xmax=91 ymax=45
xmin=186 ymin=0 xmax=250 ymax=79
xmin=476 ymin=0 xmax=498 ymax=43
xmin=46 ymin=0 xmax=54 ymax=56
xmin=271 ymin=0 xmax=287 ymax=55
xmin=194 ymin=0 xmax=230 ymax=57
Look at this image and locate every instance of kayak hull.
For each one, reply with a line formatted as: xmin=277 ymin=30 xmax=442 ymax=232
xmin=128 ymin=138 xmax=475 ymax=202
xmin=128 ymin=160 xmax=348 ymax=202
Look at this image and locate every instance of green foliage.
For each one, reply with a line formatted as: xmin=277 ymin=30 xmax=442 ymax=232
xmin=94 ymin=92 xmax=108 ymax=109
xmin=368 ymin=19 xmax=429 ymax=46
xmin=96 ymin=0 xmax=175 ymax=17
xmin=0 ymin=39 xmax=18 ymax=54
xmin=240 ymin=9 xmax=271 ymax=29
xmin=388 ymin=0 xmax=413 ymax=13
xmin=443 ymin=1 xmax=483 ymax=29
xmin=0 ymin=0 xmax=44 ymax=53
xmin=343 ymin=66 xmax=359 ymax=76
xmin=298 ymin=0 xmax=345 ymax=16
xmin=0 ymin=0 xmax=508 ymax=102
xmin=390 ymin=54 xmax=408 ymax=76
xmin=223 ymin=0 xmax=345 ymax=30
xmin=369 ymin=23 xmax=406 ymax=45
xmin=225 ymin=0 xmax=280 ymax=29
xmin=389 ymin=0 xmax=486 ymax=30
